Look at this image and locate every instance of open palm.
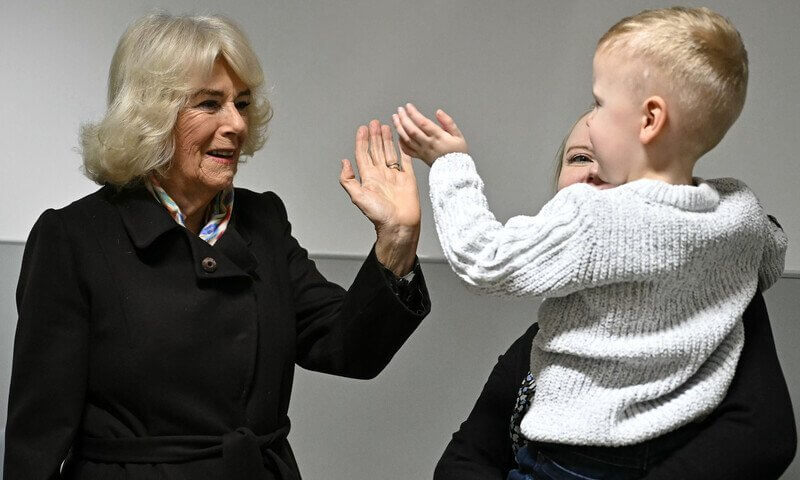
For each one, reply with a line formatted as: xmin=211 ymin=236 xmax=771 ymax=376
xmin=340 ymin=120 xmax=421 ymax=236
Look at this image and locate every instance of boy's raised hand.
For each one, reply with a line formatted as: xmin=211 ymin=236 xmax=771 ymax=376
xmin=393 ymin=103 xmax=468 ymax=167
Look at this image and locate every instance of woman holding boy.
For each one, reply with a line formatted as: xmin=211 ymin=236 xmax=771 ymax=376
xmin=432 ymin=113 xmax=796 ymax=479
xmin=392 ymin=6 xmax=791 ymax=479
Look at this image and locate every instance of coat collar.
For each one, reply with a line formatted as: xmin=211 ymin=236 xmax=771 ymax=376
xmin=191 ymin=221 xmax=259 ymax=278
xmin=109 ymin=185 xmax=258 ymax=279
xmin=110 ymin=185 xmax=182 ymax=250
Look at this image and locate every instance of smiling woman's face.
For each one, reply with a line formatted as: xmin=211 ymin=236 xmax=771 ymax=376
xmin=557 ymin=115 xmax=614 ymax=191
xmin=170 ymin=57 xmax=251 ymax=195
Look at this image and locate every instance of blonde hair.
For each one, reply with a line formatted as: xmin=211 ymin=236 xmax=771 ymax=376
xmin=81 ymin=13 xmax=272 ymax=186
xmin=553 ymin=111 xmax=592 ymax=190
xmin=597 ymin=7 xmax=748 ymax=158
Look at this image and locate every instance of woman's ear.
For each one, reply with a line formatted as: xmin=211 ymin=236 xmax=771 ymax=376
xmin=640 ymin=96 xmax=667 ymax=144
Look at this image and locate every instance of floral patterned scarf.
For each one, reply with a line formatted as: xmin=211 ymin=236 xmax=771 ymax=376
xmin=146 ymin=175 xmax=234 ymax=246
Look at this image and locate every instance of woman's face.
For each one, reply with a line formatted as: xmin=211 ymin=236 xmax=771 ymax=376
xmin=557 ymin=116 xmax=614 ymax=191
xmin=170 ymin=57 xmax=251 ymax=194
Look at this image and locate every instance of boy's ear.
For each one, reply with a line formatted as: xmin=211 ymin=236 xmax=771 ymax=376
xmin=640 ymin=96 xmax=667 ymax=144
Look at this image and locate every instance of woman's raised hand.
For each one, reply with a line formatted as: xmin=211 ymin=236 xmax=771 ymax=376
xmin=393 ymin=103 xmax=468 ymax=167
xmin=340 ymin=120 xmax=421 ymax=277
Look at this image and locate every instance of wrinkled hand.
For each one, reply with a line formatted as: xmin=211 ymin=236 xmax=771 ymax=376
xmin=393 ymin=103 xmax=468 ymax=167
xmin=340 ymin=120 xmax=421 ymax=276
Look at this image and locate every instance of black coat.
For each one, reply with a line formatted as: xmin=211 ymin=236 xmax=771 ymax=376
xmin=5 ymin=185 xmax=430 ymax=479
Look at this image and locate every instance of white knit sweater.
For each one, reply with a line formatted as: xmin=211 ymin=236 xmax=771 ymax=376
xmin=429 ymin=153 xmax=787 ymax=446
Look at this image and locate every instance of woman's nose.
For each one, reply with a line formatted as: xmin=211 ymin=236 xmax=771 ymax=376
xmin=586 ymin=164 xmax=604 ymax=185
xmin=221 ymin=104 xmax=247 ymax=137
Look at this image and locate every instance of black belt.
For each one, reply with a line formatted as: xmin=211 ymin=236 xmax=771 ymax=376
xmin=76 ymin=421 xmax=297 ymax=480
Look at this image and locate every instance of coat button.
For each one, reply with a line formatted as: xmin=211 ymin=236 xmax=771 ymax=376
xmin=201 ymin=257 xmax=217 ymax=273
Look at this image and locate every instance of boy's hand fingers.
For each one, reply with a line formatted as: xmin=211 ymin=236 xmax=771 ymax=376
xmin=405 ymin=103 xmax=442 ymax=137
xmin=397 ymin=106 xmax=428 ymax=143
xmin=393 ymin=113 xmax=412 ymax=144
xmin=436 ymin=109 xmax=464 ymax=139
xmin=397 ymin=137 xmax=417 ymax=158
xmin=393 ymin=113 xmax=421 ymax=158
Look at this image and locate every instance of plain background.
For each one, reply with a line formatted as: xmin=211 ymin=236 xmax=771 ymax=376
xmin=1 ymin=1 xmax=798 ymax=478
xmin=1 ymin=0 xmax=798 ymax=271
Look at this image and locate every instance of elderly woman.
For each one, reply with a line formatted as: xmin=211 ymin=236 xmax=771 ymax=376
xmin=433 ymin=113 xmax=796 ymax=480
xmin=4 ymin=14 xmax=429 ymax=480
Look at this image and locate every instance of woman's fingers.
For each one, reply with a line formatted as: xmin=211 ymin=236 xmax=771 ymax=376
xmin=381 ymin=124 xmax=401 ymax=171
xmin=353 ymin=125 xmax=373 ymax=175
xmin=436 ymin=109 xmax=463 ymax=139
xmin=353 ymin=119 xmax=415 ymax=177
xmin=399 ymin=149 xmax=415 ymax=178
xmin=339 ymin=158 xmax=355 ymax=182
xmin=367 ymin=119 xmax=384 ymax=166
xmin=339 ymin=159 xmax=361 ymax=201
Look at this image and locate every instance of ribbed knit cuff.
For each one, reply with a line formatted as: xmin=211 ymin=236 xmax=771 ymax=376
xmin=429 ymin=152 xmax=480 ymax=192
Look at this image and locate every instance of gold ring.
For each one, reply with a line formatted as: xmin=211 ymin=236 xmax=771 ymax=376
xmin=387 ymin=163 xmax=401 ymax=170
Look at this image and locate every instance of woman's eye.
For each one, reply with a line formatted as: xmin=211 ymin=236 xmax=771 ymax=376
xmin=196 ymin=100 xmax=220 ymax=110
xmin=568 ymin=154 xmax=593 ymax=164
xmin=235 ymin=100 xmax=251 ymax=111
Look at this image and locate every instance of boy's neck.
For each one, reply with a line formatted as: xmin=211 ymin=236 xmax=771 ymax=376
xmin=632 ymin=143 xmax=697 ymax=185
xmin=637 ymin=170 xmax=695 ymax=186
xmin=631 ymin=156 xmax=696 ymax=186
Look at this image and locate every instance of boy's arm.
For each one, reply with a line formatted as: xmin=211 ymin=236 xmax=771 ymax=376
xmin=425 ymin=150 xmax=599 ymax=297
xmin=395 ymin=104 xmax=589 ymax=298
xmin=758 ymin=215 xmax=787 ymax=291
xmin=645 ymin=291 xmax=796 ymax=479
xmin=394 ymin=103 xmax=683 ymax=299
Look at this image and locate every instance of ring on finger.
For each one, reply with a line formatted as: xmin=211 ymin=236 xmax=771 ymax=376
xmin=387 ymin=162 xmax=401 ymax=170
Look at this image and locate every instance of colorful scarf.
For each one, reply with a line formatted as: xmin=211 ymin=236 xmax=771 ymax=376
xmin=146 ymin=176 xmax=234 ymax=246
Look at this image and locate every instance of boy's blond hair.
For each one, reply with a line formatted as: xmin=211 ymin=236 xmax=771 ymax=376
xmin=598 ymin=7 xmax=748 ymax=159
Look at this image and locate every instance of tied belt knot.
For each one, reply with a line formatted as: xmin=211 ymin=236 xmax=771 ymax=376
xmin=76 ymin=419 xmax=297 ymax=480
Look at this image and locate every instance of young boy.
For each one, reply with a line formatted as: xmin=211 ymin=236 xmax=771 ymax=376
xmin=393 ymin=7 xmax=787 ymax=477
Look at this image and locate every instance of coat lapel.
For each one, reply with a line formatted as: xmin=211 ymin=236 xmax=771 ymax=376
xmin=111 ymin=185 xmax=181 ymax=249
xmin=111 ymin=185 xmax=257 ymax=281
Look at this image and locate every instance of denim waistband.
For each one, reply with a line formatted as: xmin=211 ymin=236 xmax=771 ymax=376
xmin=529 ymin=420 xmax=702 ymax=471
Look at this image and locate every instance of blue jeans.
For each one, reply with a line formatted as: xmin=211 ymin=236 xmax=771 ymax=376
xmin=507 ymin=424 xmax=700 ymax=480
xmin=508 ymin=444 xmax=642 ymax=480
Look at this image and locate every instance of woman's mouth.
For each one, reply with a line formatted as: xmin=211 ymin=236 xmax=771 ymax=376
xmin=206 ymin=149 xmax=237 ymax=164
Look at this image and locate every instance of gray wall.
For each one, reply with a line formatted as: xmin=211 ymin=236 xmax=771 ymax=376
xmin=2 ymin=1 xmax=799 ymax=477
xmin=2 ymin=0 xmax=800 ymax=271
xmin=1 ymin=243 xmax=798 ymax=478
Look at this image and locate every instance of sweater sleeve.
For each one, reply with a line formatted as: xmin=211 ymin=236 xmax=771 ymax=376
xmin=758 ymin=215 xmax=787 ymax=291
xmin=428 ymin=153 xmax=595 ymax=298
